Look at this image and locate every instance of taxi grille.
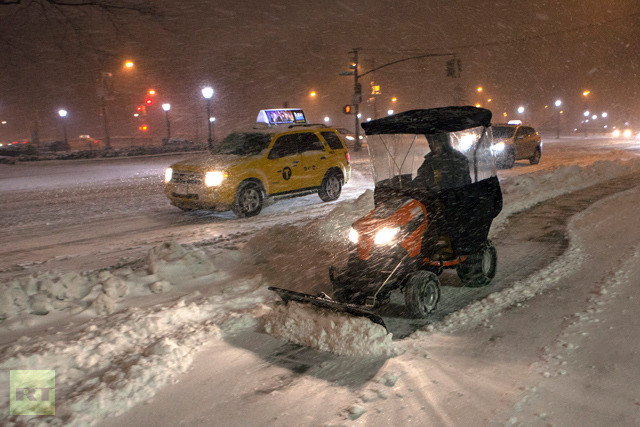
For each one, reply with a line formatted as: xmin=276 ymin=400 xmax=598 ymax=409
xmin=172 ymin=171 xmax=203 ymax=185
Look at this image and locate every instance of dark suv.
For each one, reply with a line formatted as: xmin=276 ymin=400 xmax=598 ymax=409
xmin=491 ymin=124 xmax=542 ymax=168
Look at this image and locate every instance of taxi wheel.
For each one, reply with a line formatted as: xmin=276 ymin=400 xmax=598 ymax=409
xmin=529 ymin=147 xmax=541 ymax=165
xmin=318 ymin=172 xmax=342 ymax=202
xmin=499 ymin=149 xmax=516 ymax=169
xmin=232 ymin=182 xmax=264 ymax=218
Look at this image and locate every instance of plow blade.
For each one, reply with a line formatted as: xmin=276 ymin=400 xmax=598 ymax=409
xmin=268 ymin=286 xmax=388 ymax=332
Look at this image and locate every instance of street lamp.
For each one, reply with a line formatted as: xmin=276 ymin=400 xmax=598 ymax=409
xmin=162 ymin=103 xmax=171 ymax=141
xmin=58 ymin=109 xmax=68 ymax=147
xmin=201 ymin=87 xmax=214 ymax=150
xmin=554 ymin=99 xmax=562 ymax=138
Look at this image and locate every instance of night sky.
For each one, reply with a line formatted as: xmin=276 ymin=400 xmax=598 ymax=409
xmin=1 ymin=0 xmax=639 ymax=143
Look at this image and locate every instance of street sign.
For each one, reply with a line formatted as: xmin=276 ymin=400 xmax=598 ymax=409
xmin=339 ymin=71 xmax=355 ymax=76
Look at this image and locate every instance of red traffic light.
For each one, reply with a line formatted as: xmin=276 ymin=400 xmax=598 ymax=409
xmin=145 ymin=98 xmax=154 ymax=106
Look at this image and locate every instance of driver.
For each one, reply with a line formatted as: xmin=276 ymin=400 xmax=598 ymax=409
xmin=413 ymin=132 xmax=471 ymax=260
xmin=413 ymin=132 xmax=471 ymax=192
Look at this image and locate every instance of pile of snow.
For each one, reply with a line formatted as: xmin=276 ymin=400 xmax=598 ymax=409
xmin=492 ymin=157 xmax=640 ymax=234
xmin=0 ymin=299 xmax=223 ymax=424
xmin=0 ymin=242 xmax=230 ymax=326
xmin=263 ymin=301 xmax=393 ymax=357
xmin=242 ymin=190 xmax=374 ymax=293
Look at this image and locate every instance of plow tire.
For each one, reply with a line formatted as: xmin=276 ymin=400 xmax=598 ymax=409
xmin=404 ymin=271 xmax=441 ymax=318
xmin=456 ymin=239 xmax=497 ymax=287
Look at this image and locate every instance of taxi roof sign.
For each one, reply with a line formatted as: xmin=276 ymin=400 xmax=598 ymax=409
xmin=257 ymin=108 xmax=307 ymax=126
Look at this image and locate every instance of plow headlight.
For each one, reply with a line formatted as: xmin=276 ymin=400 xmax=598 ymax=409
xmin=164 ymin=168 xmax=173 ymax=183
xmin=348 ymin=227 xmax=359 ymax=244
xmin=374 ymin=227 xmax=400 ymax=245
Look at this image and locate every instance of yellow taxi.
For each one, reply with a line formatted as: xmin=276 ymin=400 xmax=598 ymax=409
xmin=164 ymin=109 xmax=351 ymax=217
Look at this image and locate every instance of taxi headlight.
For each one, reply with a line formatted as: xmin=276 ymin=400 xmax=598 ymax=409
xmin=348 ymin=227 xmax=359 ymax=244
xmin=491 ymin=142 xmax=505 ymax=152
xmin=164 ymin=168 xmax=173 ymax=183
xmin=345 ymin=135 xmax=355 ymax=140
xmin=204 ymin=171 xmax=227 ymax=187
xmin=374 ymin=227 xmax=400 ymax=245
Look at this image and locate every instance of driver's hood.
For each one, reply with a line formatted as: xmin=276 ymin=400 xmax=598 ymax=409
xmin=171 ymin=154 xmax=251 ymax=170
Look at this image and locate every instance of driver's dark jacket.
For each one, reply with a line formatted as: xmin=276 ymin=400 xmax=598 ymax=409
xmin=413 ymin=149 xmax=471 ymax=192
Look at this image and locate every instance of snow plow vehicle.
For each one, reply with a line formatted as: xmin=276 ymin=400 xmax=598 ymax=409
xmin=270 ymin=106 xmax=503 ymax=330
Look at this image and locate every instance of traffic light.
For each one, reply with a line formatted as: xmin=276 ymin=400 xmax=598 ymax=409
xmin=145 ymin=98 xmax=154 ymax=106
xmin=343 ymin=105 xmax=353 ymax=114
xmin=446 ymin=58 xmax=462 ymax=78
xmin=446 ymin=59 xmax=455 ymax=77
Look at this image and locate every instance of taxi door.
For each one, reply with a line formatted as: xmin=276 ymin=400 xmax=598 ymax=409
xmin=265 ymin=134 xmax=303 ymax=194
xmin=296 ymin=132 xmax=329 ymax=188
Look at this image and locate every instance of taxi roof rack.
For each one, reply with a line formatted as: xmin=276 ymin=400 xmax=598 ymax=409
xmin=287 ymin=123 xmax=329 ymax=129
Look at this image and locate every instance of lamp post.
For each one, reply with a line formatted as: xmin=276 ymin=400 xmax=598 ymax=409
xmin=517 ymin=106 xmax=525 ymax=123
xmin=201 ymin=87 xmax=214 ymax=150
xmin=58 ymin=109 xmax=68 ymax=148
xmin=162 ymin=103 xmax=171 ymax=141
xmin=554 ymin=99 xmax=562 ymax=139
xmin=582 ymin=90 xmax=590 ymax=137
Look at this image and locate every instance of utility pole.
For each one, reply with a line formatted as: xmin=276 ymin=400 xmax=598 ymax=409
xmin=351 ymin=48 xmax=362 ymax=151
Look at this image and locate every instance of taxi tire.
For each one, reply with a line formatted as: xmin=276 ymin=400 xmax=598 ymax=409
xmin=232 ymin=182 xmax=264 ymax=218
xmin=318 ymin=171 xmax=342 ymax=202
xmin=499 ymin=149 xmax=516 ymax=169
xmin=529 ymin=147 xmax=541 ymax=165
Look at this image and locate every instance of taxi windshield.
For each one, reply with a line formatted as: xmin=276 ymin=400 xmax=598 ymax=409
xmin=492 ymin=126 xmax=516 ymax=139
xmin=212 ymin=132 xmax=272 ymax=156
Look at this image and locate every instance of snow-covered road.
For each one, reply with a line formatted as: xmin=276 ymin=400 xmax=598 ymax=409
xmin=2 ymin=136 xmax=640 ymax=426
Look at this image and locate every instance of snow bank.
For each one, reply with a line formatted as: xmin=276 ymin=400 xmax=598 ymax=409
xmin=242 ymin=190 xmax=374 ymax=292
xmin=492 ymin=157 xmax=640 ymax=234
xmin=263 ymin=301 xmax=393 ymax=357
xmin=0 ymin=242 xmax=226 ymax=325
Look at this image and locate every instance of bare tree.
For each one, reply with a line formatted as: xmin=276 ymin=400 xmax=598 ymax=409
xmin=0 ymin=0 xmax=162 ymax=63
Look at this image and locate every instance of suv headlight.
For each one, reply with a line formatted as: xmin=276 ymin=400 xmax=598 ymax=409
xmin=204 ymin=171 xmax=227 ymax=187
xmin=164 ymin=168 xmax=173 ymax=183
xmin=491 ymin=142 xmax=505 ymax=152
xmin=374 ymin=227 xmax=400 ymax=245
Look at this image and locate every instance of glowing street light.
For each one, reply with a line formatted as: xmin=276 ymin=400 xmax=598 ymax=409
xmin=124 ymin=60 xmax=135 ymax=69
xmin=477 ymin=87 xmax=483 ymax=92
xmin=324 ymin=116 xmax=330 ymax=122
xmin=584 ymin=110 xmax=590 ymax=117
xmin=517 ymin=106 xmax=525 ymax=114
xmin=602 ymin=112 xmax=608 ymax=118
xmin=201 ymin=87 xmax=214 ymax=149
xmin=387 ymin=109 xmax=394 ymax=116
xmin=58 ymin=109 xmax=68 ymax=147
xmin=309 ymin=91 xmax=317 ymax=98
xmin=554 ymin=100 xmax=562 ymax=138
xmin=162 ymin=103 xmax=171 ymax=140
